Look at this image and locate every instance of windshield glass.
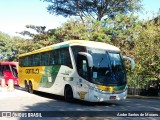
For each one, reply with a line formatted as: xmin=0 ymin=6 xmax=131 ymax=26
xmin=87 ymin=48 xmax=126 ymax=86
xmin=11 ymin=65 xmax=18 ymax=77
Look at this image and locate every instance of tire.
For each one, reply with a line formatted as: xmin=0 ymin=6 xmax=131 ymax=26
xmin=64 ymin=86 xmax=74 ymax=102
xmin=28 ymin=81 xmax=34 ymax=94
xmin=24 ymin=81 xmax=29 ymax=92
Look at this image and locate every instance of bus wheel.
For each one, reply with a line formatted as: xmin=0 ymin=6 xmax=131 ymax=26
xmin=64 ymin=86 xmax=74 ymax=102
xmin=24 ymin=81 xmax=29 ymax=92
xmin=28 ymin=81 xmax=33 ymax=94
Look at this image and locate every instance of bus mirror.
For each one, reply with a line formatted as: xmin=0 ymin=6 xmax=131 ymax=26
xmin=123 ymin=56 xmax=135 ymax=70
xmin=78 ymin=52 xmax=93 ymax=67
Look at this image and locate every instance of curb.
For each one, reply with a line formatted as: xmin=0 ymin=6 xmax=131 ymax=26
xmin=127 ymin=95 xmax=160 ymax=100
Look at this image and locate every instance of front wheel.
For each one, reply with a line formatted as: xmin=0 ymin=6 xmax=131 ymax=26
xmin=64 ymin=86 xmax=74 ymax=102
xmin=28 ymin=81 xmax=34 ymax=94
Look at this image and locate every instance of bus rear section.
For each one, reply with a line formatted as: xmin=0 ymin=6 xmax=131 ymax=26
xmin=0 ymin=62 xmax=19 ymax=86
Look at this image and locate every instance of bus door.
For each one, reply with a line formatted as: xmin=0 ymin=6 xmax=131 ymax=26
xmin=76 ymin=55 xmax=89 ymax=101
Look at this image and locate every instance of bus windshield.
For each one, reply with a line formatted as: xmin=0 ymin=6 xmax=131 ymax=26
xmin=87 ymin=48 xmax=126 ymax=86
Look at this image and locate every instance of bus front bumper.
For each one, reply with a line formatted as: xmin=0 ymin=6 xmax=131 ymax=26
xmin=90 ymin=90 xmax=127 ymax=102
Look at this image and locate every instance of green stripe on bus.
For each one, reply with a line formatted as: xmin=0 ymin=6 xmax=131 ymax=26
xmin=39 ymin=65 xmax=61 ymax=88
xmin=53 ymin=44 xmax=69 ymax=50
xmin=114 ymin=85 xmax=126 ymax=91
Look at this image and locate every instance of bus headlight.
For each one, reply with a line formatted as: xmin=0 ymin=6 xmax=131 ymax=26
xmin=96 ymin=85 xmax=114 ymax=92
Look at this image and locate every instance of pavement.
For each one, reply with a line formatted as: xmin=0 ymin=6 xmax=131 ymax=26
xmin=0 ymin=86 xmax=26 ymax=100
xmin=1 ymin=86 xmax=160 ymax=100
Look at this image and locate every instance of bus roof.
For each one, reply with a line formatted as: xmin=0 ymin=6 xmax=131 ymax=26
xmin=19 ymin=40 xmax=120 ymax=57
xmin=0 ymin=62 xmax=18 ymax=65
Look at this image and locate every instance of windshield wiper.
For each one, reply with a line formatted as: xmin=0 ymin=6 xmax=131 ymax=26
xmin=98 ymin=58 xmax=103 ymax=67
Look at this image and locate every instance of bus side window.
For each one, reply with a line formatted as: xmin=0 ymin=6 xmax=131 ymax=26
xmin=49 ymin=51 xmax=55 ymax=65
xmin=33 ymin=54 xmax=40 ymax=66
xmin=49 ymin=49 xmax=60 ymax=65
xmin=20 ymin=56 xmax=28 ymax=67
xmin=60 ymin=48 xmax=72 ymax=68
xmin=41 ymin=52 xmax=49 ymax=66
xmin=28 ymin=55 xmax=33 ymax=66
xmin=19 ymin=58 xmax=22 ymax=67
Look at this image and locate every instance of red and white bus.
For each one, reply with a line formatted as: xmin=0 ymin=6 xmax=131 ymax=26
xmin=0 ymin=62 xmax=18 ymax=86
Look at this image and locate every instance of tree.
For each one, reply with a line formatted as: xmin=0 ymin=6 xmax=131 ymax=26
xmin=43 ymin=0 xmax=142 ymax=21
xmin=103 ymin=13 xmax=142 ymax=52
xmin=18 ymin=25 xmax=56 ymax=46
xmin=0 ymin=32 xmax=26 ymax=61
xmin=133 ymin=20 xmax=160 ymax=81
xmin=18 ymin=25 xmax=48 ymax=40
xmin=51 ymin=18 xmax=111 ymax=43
xmin=0 ymin=32 xmax=14 ymax=61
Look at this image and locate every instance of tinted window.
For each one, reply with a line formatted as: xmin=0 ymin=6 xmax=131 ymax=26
xmin=11 ymin=65 xmax=18 ymax=77
xmin=60 ymin=48 xmax=72 ymax=67
xmin=2 ymin=65 xmax=11 ymax=72
xmin=33 ymin=54 xmax=40 ymax=66
xmin=71 ymin=46 xmax=86 ymax=66
xmin=77 ymin=55 xmax=90 ymax=81
xmin=28 ymin=55 xmax=33 ymax=66
xmin=51 ymin=49 xmax=60 ymax=65
xmin=41 ymin=52 xmax=50 ymax=66
xmin=19 ymin=57 xmax=28 ymax=67
xmin=19 ymin=47 xmax=72 ymax=68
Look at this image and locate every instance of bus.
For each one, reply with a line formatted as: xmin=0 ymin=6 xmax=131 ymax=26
xmin=0 ymin=62 xmax=18 ymax=86
xmin=18 ymin=40 xmax=134 ymax=102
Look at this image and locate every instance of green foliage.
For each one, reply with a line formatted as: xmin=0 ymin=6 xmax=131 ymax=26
xmin=104 ymin=14 xmax=142 ymax=50
xmin=0 ymin=32 xmax=43 ymax=61
xmin=133 ymin=20 xmax=160 ymax=80
xmin=52 ymin=18 xmax=111 ymax=43
xmin=43 ymin=0 xmax=142 ymax=21
xmin=0 ymin=32 xmax=17 ymax=61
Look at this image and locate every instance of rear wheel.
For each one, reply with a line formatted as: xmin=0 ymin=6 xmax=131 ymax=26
xmin=24 ymin=81 xmax=29 ymax=92
xmin=28 ymin=81 xmax=33 ymax=94
xmin=64 ymin=86 xmax=74 ymax=102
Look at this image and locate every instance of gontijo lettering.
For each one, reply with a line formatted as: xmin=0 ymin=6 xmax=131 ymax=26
xmin=25 ymin=68 xmax=39 ymax=74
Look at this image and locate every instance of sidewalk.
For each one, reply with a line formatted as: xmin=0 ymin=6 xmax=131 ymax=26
xmin=0 ymin=86 xmax=25 ymax=100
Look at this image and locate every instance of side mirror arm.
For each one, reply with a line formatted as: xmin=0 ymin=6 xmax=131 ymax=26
xmin=78 ymin=52 xmax=93 ymax=67
xmin=123 ymin=56 xmax=135 ymax=70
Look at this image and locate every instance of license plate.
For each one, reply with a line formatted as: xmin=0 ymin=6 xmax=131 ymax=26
xmin=110 ymin=96 xmax=116 ymax=99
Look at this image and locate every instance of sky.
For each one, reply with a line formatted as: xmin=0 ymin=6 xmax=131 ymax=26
xmin=0 ymin=0 xmax=160 ymax=38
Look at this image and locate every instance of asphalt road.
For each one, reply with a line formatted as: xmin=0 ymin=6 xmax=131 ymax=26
xmin=0 ymin=86 xmax=160 ymax=120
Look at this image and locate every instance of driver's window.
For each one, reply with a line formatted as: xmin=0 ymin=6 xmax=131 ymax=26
xmin=77 ymin=55 xmax=89 ymax=80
